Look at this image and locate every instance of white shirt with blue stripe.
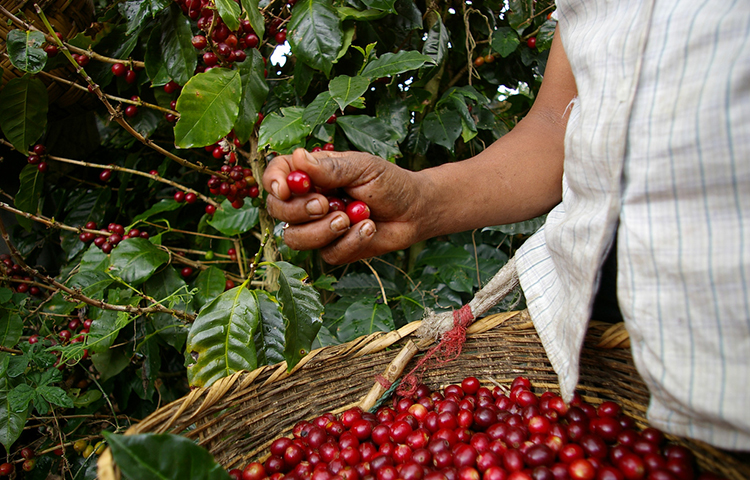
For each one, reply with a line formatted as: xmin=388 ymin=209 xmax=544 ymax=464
xmin=515 ymin=0 xmax=750 ymax=450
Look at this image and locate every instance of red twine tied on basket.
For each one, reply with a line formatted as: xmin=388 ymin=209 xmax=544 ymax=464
xmin=396 ymin=304 xmax=475 ymax=398
xmin=375 ymin=374 xmax=393 ymax=389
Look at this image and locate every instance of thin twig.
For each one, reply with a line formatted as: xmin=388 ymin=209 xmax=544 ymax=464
xmin=0 ymin=216 xmax=196 ymax=321
xmin=30 ymin=6 xmax=230 ymax=183
xmin=361 ymin=259 xmax=388 ymax=306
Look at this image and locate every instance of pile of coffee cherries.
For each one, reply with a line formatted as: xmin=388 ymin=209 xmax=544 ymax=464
xmin=228 ymin=376 xmax=726 ymax=480
xmin=287 ymin=170 xmax=371 ymax=224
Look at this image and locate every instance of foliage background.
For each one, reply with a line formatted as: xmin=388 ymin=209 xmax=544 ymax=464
xmin=0 ymin=0 xmax=552 ymax=476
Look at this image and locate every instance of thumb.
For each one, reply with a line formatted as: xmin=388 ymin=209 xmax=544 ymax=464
xmin=292 ymin=148 xmax=387 ymax=192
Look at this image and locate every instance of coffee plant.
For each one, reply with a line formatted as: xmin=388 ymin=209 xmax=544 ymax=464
xmin=0 ymin=0 xmax=553 ymax=476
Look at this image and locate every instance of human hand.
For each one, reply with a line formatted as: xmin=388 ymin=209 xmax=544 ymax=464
xmin=263 ymin=148 xmax=426 ymax=264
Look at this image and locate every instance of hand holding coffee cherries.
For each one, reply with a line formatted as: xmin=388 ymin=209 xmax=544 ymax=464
xmin=263 ymin=148 xmax=427 ymax=265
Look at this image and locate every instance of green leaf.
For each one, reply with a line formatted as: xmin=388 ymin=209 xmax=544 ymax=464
xmin=0 ymin=312 xmax=22 ymax=350
xmin=360 ymin=0 xmax=397 ymax=12
xmin=313 ymin=274 xmax=337 ymax=291
xmin=336 ymin=115 xmax=400 ymax=160
xmin=0 ymin=290 xmax=11 ymax=304
xmin=258 ymin=107 xmax=311 ymax=152
xmin=119 ymin=0 xmax=151 ymax=35
xmin=8 ymin=384 xmax=36 ymax=413
xmin=336 ymin=298 xmax=395 ymax=343
xmin=329 ymin=75 xmax=370 ymax=112
xmin=0 ymin=75 xmax=48 ymax=154
xmin=37 ymin=386 xmax=74 ymax=409
xmin=132 ymin=199 xmax=182 ymax=223
xmin=72 ymin=389 xmax=102 ymax=408
xmin=145 ymin=27 xmax=172 ymax=87
xmin=145 ymin=268 xmax=191 ymax=351
xmin=376 ymin=97 xmax=410 ymax=143
xmin=508 ymin=0 xmax=534 ymax=34
xmin=302 ymin=91 xmax=339 ymax=128
xmin=334 ymin=272 xmax=397 ymax=298
xmin=416 ymin=242 xmax=473 ymax=269
xmin=14 ymin=164 xmax=44 ymax=231
xmin=537 ymin=19 xmax=556 ymax=51
xmin=109 ymin=238 xmax=170 ymax=286
xmin=240 ymin=0 xmax=265 ymax=39
xmin=420 ymin=17 xmax=448 ymax=76
xmin=6 ymin=30 xmax=47 ymax=74
xmin=152 ymin=5 xmax=197 ymax=85
xmin=490 ymin=27 xmax=521 ymax=58
xmin=268 ymin=262 xmax=324 ymax=370
xmin=174 ymin=68 xmax=242 ymax=148
xmin=87 ymin=309 xmax=131 ymax=354
xmin=186 ymin=285 xmax=259 ymax=388
xmin=336 ymin=7 xmax=388 ymax=21
xmin=69 ymin=271 xmax=114 ymax=300
xmin=79 ymin=244 xmax=111 ymax=273
xmin=483 ymin=214 xmax=547 ymax=235
xmin=234 ymin=50 xmax=269 ymax=143
xmin=0 ymin=377 xmax=27 ymax=452
xmin=119 ymin=0 xmax=170 ymax=34
xmin=423 ymin=109 xmax=462 ymax=151
xmin=252 ymin=290 xmax=285 ymax=366
xmin=361 ymin=51 xmax=435 ymax=80
xmin=216 ymin=0 xmax=241 ymax=31
xmin=437 ymin=263 xmax=474 ymax=294
xmin=288 ymin=0 xmax=343 ymax=75
xmin=206 ymin=199 xmax=259 ymax=236
xmin=104 ymin=432 xmax=231 ymax=480
xmin=193 ymin=266 xmax=226 ymax=310
xmin=91 ymin=346 xmax=131 ymax=381
xmin=447 ymin=95 xmax=477 ymax=142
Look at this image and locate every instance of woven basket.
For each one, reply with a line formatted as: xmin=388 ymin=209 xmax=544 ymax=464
xmin=97 ymin=310 xmax=750 ymax=480
xmin=0 ymin=0 xmax=94 ymax=109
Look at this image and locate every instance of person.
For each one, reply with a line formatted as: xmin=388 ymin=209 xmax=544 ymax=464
xmin=263 ymin=1 xmax=750 ymax=451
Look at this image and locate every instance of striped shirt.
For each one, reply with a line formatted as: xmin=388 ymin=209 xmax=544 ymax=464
xmin=515 ymin=0 xmax=750 ymax=450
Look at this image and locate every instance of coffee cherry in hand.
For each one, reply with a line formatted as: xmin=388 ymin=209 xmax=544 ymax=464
xmin=287 ymin=170 xmax=313 ymax=195
xmin=346 ymin=201 xmax=370 ymax=224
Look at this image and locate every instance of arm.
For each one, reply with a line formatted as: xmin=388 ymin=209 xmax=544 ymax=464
xmin=262 ymin=27 xmax=576 ymax=264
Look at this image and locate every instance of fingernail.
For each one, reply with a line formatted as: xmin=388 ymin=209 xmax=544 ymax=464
xmin=359 ymin=222 xmax=376 ymax=239
xmin=305 ymin=199 xmax=323 ymax=216
xmin=305 ymin=150 xmax=319 ymax=165
xmin=330 ymin=216 xmax=347 ymax=233
xmin=271 ymin=181 xmax=280 ymax=198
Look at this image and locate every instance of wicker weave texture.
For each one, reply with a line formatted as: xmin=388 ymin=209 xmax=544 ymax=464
xmin=98 ymin=311 xmax=750 ymax=480
xmin=1 ymin=0 xmax=93 ymax=106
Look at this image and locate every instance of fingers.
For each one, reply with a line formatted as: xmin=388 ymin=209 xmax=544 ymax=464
xmin=265 ymin=192 xmax=330 ymax=224
xmin=281 ymin=212 xmax=352 ymax=251
xmin=262 ymin=148 xmax=387 ymax=201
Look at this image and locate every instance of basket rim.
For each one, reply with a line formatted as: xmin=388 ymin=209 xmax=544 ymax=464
xmin=97 ymin=311 xmax=750 ymax=480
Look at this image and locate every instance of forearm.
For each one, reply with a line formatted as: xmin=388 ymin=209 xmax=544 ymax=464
xmin=415 ymin=112 xmax=567 ymax=239
xmin=414 ymin=27 xmax=576 ymax=240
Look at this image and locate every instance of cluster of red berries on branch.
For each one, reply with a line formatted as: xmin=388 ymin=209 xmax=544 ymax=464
xmin=1 ymin=254 xmax=42 ymax=296
xmin=228 ymin=376 xmax=726 ymax=480
xmin=287 ymin=170 xmax=371 ymax=225
xmin=29 ymin=317 xmax=92 ymax=349
xmin=77 ymin=221 xmax=149 ymax=254
xmin=206 ymin=162 xmax=260 ymax=211
xmin=176 ymin=0 xmax=288 ymax=75
xmin=26 ymin=143 xmax=49 ymax=173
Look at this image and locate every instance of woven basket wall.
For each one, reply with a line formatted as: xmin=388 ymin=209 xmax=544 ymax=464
xmin=0 ymin=0 xmax=94 ymax=108
xmin=97 ymin=310 xmax=750 ymax=480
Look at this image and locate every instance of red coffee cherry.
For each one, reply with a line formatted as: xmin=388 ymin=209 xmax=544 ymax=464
xmin=287 ymin=170 xmax=313 ymax=195
xmin=345 ymin=201 xmax=370 ymax=224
